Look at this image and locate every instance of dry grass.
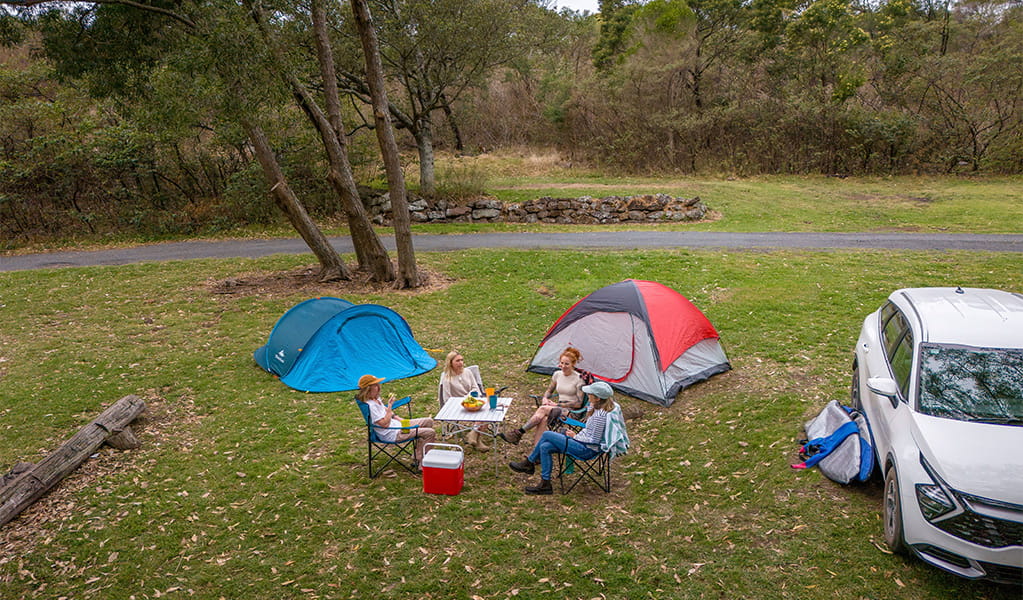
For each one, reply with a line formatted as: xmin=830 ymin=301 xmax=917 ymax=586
xmin=434 ymin=147 xmax=585 ymax=178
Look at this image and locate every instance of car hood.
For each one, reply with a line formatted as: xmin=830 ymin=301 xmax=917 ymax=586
xmin=913 ymin=414 xmax=1023 ymax=504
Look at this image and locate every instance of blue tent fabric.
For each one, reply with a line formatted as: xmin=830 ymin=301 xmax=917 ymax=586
xmin=254 ymin=297 xmax=354 ymax=376
xmin=254 ymin=298 xmax=436 ymax=392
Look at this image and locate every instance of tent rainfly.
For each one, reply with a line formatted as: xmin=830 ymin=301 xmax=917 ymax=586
xmin=254 ymin=297 xmax=436 ymax=392
xmin=527 ymin=280 xmax=730 ymax=406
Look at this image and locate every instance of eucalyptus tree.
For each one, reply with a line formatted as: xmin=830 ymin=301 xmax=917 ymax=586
xmin=0 ymin=0 xmax=399 ymax=283
xmin=333 ymin=0 xmax=551 ymax=197
xmin=245 ymin=0 xmax=395 ymax=282
xmin=350 ymin=0 xmax=417 ymax=288
xmin=593 ymin=0 xmax=642 ymax=71
xmin=898 ymin=0 xmax=1023 ymax=171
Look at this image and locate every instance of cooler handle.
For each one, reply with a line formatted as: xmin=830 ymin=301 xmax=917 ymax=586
xmin=424 ymin=442 xmax=463 ymax=456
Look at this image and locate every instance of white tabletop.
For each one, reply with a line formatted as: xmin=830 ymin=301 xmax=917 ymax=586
xmin=434 ymin=395 xmax=513 ymax=423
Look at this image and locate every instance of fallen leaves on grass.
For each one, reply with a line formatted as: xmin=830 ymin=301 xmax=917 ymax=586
xmin=207 ymin=265 xmax=455 ymax=298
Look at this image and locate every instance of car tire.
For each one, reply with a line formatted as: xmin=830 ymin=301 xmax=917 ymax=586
xmin=883 ymin=465 xmax=908 ymax=555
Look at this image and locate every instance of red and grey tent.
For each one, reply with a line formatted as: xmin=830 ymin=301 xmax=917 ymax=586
xmin=527 ymin=280 xmax=730 ymax=406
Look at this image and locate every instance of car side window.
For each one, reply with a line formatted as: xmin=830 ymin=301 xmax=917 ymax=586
xmin=890 ymin=329 xmax=914 ymax=400
xmin=881 ymin=303 xmax=906 ymax=360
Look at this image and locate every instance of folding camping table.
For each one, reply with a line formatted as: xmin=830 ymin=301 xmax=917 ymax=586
xmin=434 ymin=395 xmax=513 ymax=475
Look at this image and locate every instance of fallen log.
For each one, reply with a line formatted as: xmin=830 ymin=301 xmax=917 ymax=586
xmin=0 ymin=394 xmax=146 ymax=527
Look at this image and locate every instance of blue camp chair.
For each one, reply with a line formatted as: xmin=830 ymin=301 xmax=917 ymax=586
xmin=355 ymin=396 xmax=420 ymax=478
xmin=555 ymin=403 xmax=629 ymax=494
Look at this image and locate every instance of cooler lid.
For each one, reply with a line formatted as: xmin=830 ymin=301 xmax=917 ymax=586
xmin=422 ymin=448 xmax=463 ymax=469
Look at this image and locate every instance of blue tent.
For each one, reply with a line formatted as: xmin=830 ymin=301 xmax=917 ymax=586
xmin=254 ymin=297 xmax=436 ymax=392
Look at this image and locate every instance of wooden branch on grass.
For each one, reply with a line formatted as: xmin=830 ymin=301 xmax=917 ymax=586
xmin=0 ymin=394 xmax=146 ymax=527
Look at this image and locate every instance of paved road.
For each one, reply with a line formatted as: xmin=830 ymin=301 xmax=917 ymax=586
xmin=2 ymin=231 xmax=1022 ymax=272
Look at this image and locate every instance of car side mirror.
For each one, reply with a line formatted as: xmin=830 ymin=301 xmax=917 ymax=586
xmin=867 ymin=377 xmax=901 ymax=408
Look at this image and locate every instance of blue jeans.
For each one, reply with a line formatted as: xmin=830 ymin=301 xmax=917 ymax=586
xmin=528 ymin=431 xmax=599 ymax=480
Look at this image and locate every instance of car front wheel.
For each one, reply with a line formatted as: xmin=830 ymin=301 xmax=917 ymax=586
xmin=883 ymin=465 xmax=908 ymax=555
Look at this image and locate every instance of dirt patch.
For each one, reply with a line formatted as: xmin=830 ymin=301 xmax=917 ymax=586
xmin=206 ymin=264 xmax=457 ymax=298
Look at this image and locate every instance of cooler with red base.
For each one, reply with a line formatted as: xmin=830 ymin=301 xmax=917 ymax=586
xmin=422 ymin=443 xmax=464 ymax=495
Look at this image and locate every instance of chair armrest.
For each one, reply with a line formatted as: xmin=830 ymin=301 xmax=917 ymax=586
xmin=563 ymin=417 xmax=585 ymax=429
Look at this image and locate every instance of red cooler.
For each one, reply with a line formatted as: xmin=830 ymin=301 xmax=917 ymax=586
xmin=422 ymin=443 xmax=464 ymax=495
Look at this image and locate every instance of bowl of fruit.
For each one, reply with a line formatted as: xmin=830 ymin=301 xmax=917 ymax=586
xmin=461 ymin=397 xmax=484 ymax=412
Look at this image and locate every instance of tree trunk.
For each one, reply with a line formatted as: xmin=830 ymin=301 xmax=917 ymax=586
xmin=351 ymin=0 xmax=420 ymax=289
xmin=244 ymin=122 xmax=352 ymax=282
xmin=310 ymin=0 xmax=394 ymax=281
xmin=439 ymin=93 xmax=464 ymax=152
xmin=416 ymin=118 xmax=436 ymax=198
xmin=0 ymin=395 xmax=146 ymax=528
xmin=245 ymin=0 xmax=393 ymax=283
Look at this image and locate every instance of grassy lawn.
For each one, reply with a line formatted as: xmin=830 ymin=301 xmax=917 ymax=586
xmin=1 ymin=244 xmax=1020 ymax=599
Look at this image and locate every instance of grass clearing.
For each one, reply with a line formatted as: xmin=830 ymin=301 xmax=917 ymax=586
xmin=1 ymin=247 xmax=1020 ymax=599
xmin=4 ymin=172 xmax=1021 ymax=255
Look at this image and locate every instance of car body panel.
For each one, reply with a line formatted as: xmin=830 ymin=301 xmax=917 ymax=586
xmin=912 ymin=416 xmax=1023 ymax=504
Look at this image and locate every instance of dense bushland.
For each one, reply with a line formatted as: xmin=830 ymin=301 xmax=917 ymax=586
xmin=1 ymin=0 xmax=1020 ymax=247
xmin=459 ymin=0 xmax=1023 ymax=175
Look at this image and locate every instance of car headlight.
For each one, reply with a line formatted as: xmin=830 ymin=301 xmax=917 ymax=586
xmin=915 ymin=483 xmax=955 ymax=520
xmin=915 ymin=455 xmax=960 ymax=522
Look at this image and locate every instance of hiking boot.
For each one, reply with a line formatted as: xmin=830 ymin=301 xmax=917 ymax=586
xmin=499 ymin=427 xmax=523 ymax=445
xmin=509 ymin=458 xmax=535 ymax=475
xmin=524 ymin=479 xmax=553 ymax=495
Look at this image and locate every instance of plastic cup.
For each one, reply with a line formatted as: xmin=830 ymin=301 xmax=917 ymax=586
xmin=489 ymin=394 xmax=498 ymax=410
xmin=400 ymin=418 xmax=410 ymax=428
xmin=485 ymin=387 xmax=495 ymax=397
xmin=469 ymin=391 xmax=478 ymax=398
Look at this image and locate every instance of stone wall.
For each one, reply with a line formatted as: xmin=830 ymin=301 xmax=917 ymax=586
xmin=364 ymin=193 xmax=708 ymax=224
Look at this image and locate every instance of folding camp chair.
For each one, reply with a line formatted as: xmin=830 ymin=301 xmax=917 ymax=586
xmin=355 ymin=396 xmax=420 ymax=478
xmin=554 ymin=403 xmax=629 ymax=494
xmin=555 ymin=442 xmax=611 ymax=493
xmin=438 ymin=365 xmax=485 ymax=437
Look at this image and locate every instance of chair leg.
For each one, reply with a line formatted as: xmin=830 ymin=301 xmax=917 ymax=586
xmin=368 ymin=437 xmax=419 ymax=478
xmin=557 ymin=452 xmax=611 ymax=494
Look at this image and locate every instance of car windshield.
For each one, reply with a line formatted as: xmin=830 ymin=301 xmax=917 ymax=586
xmin=918 ymin=343 xmax=1023 ymax=424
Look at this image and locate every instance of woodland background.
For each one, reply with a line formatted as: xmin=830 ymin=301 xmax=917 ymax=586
xmin=1 ymin=0 xmax=1021 ymax=246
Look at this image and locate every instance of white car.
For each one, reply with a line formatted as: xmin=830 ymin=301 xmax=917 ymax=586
xmin=852 ymin=287 xmax=1023 ymax=584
